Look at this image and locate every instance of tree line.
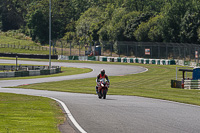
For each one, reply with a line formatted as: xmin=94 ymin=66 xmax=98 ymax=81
xmin=1 ymin=0 xmax=200 ymax=45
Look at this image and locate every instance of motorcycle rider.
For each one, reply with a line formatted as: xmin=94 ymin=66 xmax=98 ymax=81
xmin=96 ymin=69 xmax=110 ymax=94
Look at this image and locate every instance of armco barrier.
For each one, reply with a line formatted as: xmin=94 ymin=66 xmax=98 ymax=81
xmin=15 ymin=71 xmax=29 ymax=77
xmin=56 ymin=68 xmax=61 ymax=73
xmin=50 ymin=69 xmax=56 ymax=74
xmin=29 ymin=70 xmax=40 ymax=76
xmin=0 ymin=65 xmax=61 ymax=78
xmin=0 ymin=72 xmax=14 ymax=78
xmin=40 ymin=70 xmax=50 ymax=75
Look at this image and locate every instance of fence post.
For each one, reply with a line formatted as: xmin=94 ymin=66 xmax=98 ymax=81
xmin=198 ymin=47 xmax=199 ymax=66
xmin=70 ymin=41 xmax=71 ymax=56
xmin=102 ymin=42 xmax=104 ymax=56
xmin=189 ymin=46 xmax=191 ymax=61
xmin=16 ymin=56 xmax=18 ymax=71
xmin=166 ymin=44 xmax=168 ymax=59
xmin=79 ymin=42 xmax=80 ymax=56
xmin=173 ymin=45 xmax=175 ymax=59
xmin=179 ymin=46 xmax=181 ymax=59
xmin=184 ymin=46 xmax=186 ymax=62
xmin=110 ymin=42 xmax=112 ymax=56
xmin=127 ymin=44 xmax=128 ymax=57
xmin=136 ymin=43 xmax=137 ymax=58
xmin=118 ymin=41 xmax=120 ymax=57
xmin=61 ymin=41 xmax=63 ymax=55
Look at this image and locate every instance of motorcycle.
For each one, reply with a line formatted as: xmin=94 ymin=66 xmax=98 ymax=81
xmin=97 ymin=78 xmax=110 ymax=99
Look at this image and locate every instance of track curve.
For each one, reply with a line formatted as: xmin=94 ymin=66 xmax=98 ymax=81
xmin=0 ymin=59 xmax=200 ymax=133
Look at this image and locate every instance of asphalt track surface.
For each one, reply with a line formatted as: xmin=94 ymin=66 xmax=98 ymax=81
xmin=0 ymin=59 xmax=200 ymax=133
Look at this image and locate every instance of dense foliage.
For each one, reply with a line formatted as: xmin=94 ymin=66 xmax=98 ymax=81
xmin=1 ymin=0 xmax=200 ymax=44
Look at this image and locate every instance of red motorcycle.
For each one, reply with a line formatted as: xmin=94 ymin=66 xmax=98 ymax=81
xmin=97 ymin=79 xmax=110 ymax=99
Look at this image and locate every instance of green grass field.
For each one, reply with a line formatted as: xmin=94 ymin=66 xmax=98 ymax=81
xmin=0 ymin=63 xmax=92 ymax=80
xmin=5 ymin=58 xmax=198 ymax=106
xmin=0 ymin=35 xmax=37 ymax=46
xmin=0 ymin=93 xmax=64 ymax=133
xmin=0 ymin=47 xmax=50 ymax=55
xmin=0 ymin=34 xmax=50 ymax=55
xmin=0 ymin=62 xmax=92 ymax=132
xmin=0 ymin=58 xmax=199 ymax=132
xmin=1 ymin=33 xmax=199 ymax=132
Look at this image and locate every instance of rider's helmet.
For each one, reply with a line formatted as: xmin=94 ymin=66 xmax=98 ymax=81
xmin=101 ymin=69 xmax=105 ymax=76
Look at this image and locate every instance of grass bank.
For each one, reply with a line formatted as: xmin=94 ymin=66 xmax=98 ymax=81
xmin=0 ymin=33 xmax=49 ymax=55
xmin=0 ymin=47 xmax=49 ymax=55
xmin=0 ymin=35 xmax=37 ymax=46
xmin=0 ymin=93 xmax=64 ymax=132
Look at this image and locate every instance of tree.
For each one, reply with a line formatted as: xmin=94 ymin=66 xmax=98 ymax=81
xmin=27 ymin=10 xmax=48 ymax=44
xmin=134 ymin=14 xmax=164 ymax=42
xmin=26 ymin=0 xmax=72 ymax=43
xmin=1 ymin=0 xmax=26 ymax=31
xmin=161 ymin=0 xmax=190 ymax=42
xmin=124 ymin=12 xmax=153 ymax=41
xmin=76 ymin=7 xmax=105 ymax=42
xmin=179 ymin=0 xmax=200 ymax=43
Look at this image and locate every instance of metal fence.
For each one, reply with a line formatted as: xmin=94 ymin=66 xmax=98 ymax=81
xmin=1 ymin=41 xmax=200 ymax=61
xmin=0 ymin=43 xmax=57 ymax=55
xmin=115 ymin=42 xmax=200 ymax=60
xmin=55 ymin=41 xmax=200 ymax=61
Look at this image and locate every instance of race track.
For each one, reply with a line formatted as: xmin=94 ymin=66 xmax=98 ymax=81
xmin=0 ymin=59 xmax=200 ymax=133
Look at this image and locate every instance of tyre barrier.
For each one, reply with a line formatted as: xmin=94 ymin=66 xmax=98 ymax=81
xmin=58 ymin=55 xmax=177 ymax=65
xmin=184 ymin=80 xmax=200 ymax=89
xmin=0 ymin=65 xmax=61 ymax=78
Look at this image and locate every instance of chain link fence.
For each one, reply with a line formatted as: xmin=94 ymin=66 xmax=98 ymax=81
xmin=1 ymin=41 xmax=200 ymax=61
xmin=56 ymin=41 xmax=200 ymax=61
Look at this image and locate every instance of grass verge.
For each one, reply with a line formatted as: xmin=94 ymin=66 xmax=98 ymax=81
xmin=14 ymin=63 xmax=200 ymax=106
xmin=0 ymin=93 xmax=64 ymax=133
xmin=2 ymin=57 xmax=200 ymax=106
xmin=0 ymin=64 xmax=92 ymax=80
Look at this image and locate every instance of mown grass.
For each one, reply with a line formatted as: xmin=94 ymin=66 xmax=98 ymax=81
xmin=0 ymin=62 xmax=91 ymax=132
xmin=0 ymin=93 xmax=64 ymax=133
xmin=0 ymin=35 xmax=37 ymax=46
xmin=11 ymin=59 xmax=200 ymax=106
xmin=0 ymin=34 xmax=50 ymax=55
xmin=0 ymin=63 xmax=92 ymax=80
xmin=0 ymin=47 xmax=49 ymax=55
xmin=2 ymin=57 xmax=200 ymax=106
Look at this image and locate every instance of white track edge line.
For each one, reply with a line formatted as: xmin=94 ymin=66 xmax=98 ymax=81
xmin=50 ymin=97 xmax=87 ymax=133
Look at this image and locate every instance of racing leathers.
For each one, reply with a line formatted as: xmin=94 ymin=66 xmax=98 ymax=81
xmin=95 ymin=74 xmax=109 ymax=94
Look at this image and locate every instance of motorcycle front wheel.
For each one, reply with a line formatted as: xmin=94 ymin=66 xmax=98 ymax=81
xmin=103 ymin=89 xmax=107 ymax=99
xmin=98 ymin=92 xmax=102 ymax=99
